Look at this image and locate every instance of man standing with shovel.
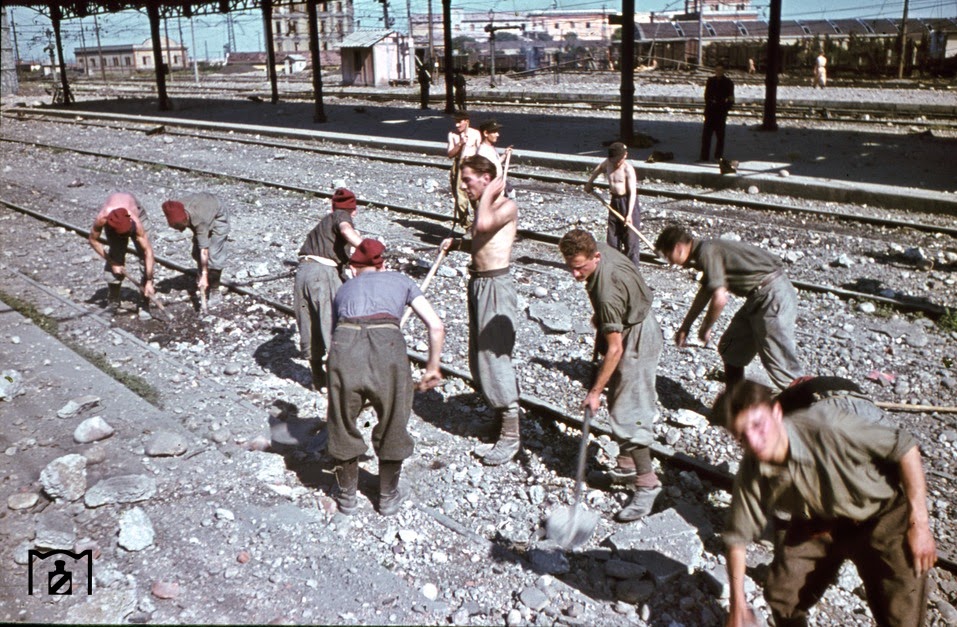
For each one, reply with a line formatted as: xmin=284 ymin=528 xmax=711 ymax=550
xmin=559 ymin=229 xmax=664 ymax=522
xmin=584 ymin=142 xmax=641 ymax=268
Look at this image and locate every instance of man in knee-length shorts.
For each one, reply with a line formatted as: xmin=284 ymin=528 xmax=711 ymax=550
xmin=655 ymin=225 xmax=803 ymax=390
xmin=162 ymin=192 xmax=230 ymax=307
xmin=442 ymin=154 xmax=521 ymax=466
xmin=294 ymin=188 xmax=362 ymax=389
xmin=559 ymin=228 xmax=664 ymax=522
xmin=326 ymin=239 xmax=445 ymax=516
xmin=714 ymin=380 xmax=936 ymax=627
xmin=88 ymin=192 xmax=156 ymax=311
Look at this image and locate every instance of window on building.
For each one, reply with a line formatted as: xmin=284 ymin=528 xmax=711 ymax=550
xmin=470 ymin=24 xmax=475 ymax=31
xmin=125 ymin=57 xmax=131 ymax=66
xmin=570 ymin=22 xmax=575 ymax=28
xmin=586 ymin=22 xmax=591 ymax=28
xmin=555 ymin=22 xmax=559 ymax=29
xmin=335 ymin=1 xmax=342 ymax=11
xmin=112 ymin=56 xmax=119 ymax=66
xmin=275 ymin=20 xmax=282 ymax=34
xmin=320 ymin=20 xmax=325 ymax=33
xmin=173 ymin=55 xmax=180 ymax=64
xmin=142 ymin=56 xmax=149 ymax=65
xmin=90 ymin=58 xmax=97 ymax=67
xmin=288 ymin=21 xmax=297 ymax=35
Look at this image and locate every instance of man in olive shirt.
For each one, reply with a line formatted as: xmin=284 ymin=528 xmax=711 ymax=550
xmin=714 ymin=380 xmax=936 ymax=627
xmin=559 ymin=229 xmax=664 ymax=522
xmin=162 ymin=192 xmax=230 ymax=307
xmin=294 ymin=188 xmax=362 ymax=389
xmin=655 ymin=225 xmax=803 ymax=389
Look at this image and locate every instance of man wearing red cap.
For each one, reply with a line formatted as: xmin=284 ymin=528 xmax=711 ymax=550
xmin=441 ymin=154 xmax=522 ymax=466
xmin=327 ymin=239 xmax=445 ymax=516
xmin=294 ymin=188 xmax=362 ymax=389
xmin=89 ymin=192 xmax=156 ymax=311
xmin=162 ymin=193 xmax=230 ymax=308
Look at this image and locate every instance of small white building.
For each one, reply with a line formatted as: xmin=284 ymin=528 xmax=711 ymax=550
xmin=338 ymin=29 xmax=414 ymax=86
xmin=75 ymin=37 xmax=187 ymax=75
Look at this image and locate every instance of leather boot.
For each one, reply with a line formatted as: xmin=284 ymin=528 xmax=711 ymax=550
xmin=482 ymin=404 xmax=520 ymax=466
xmin=615 ymin=447 xmax=661 ymax=522
xmin=333 ymin=457 xmax=358 ymax=515
xmin=106 ymin=283 xmax=122 ymax=312
xmin=207 ymin=269 xmax=223 ymax=307
xmin=378 ymin=460 xmax=407 ymax=516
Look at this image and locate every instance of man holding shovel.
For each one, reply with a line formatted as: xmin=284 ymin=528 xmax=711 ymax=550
xmin=441 ymin=155 xmax=521 ymax=466
xmin=654 ymin=225 xmax=803 ymax=390
xmin=584 ymin=142 xmax=641 ymax=268
xmin=559 ymin=229 xmax=664 ymax=522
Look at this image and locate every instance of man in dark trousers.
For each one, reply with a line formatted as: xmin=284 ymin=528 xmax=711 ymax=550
xmin=88 ymin=192 xmax=156 ymax=312
xmin=327 ymin=239 xmax=445 ymax=516
xmin=417 ymin=61 xmax=431 ymax=109
xmin=294 ymin=188 xmax=362 ymax=390
xmin=559 ymin=229 xmax=664 ymax=522
xmin=655 ymin=225 xmax=803 ymax=390
xmin=699 ymin=62 xmax=735 ymax=163
xmin=453 ymin=71 xmax=467 ymax=112
xmin=714 ymin=380 xmax=936 ymax=627
xmin=162 ymin=193 xmax=230 ymax=307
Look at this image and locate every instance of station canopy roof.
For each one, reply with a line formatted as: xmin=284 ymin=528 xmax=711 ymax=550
xmin=0 ymin=1 xmax=264 ymax=19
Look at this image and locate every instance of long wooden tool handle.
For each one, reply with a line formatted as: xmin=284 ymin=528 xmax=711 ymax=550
xmin=589 ymin=190 xmax=656 ymax=253
xmin=875 ymin=401 xmax=957 ymax=413
xmin=118 ymin=267 xmax=166 ymax=311
xmin=502 ymin=147 xmax=513 ymax=184
xmin=400 ymin=248 xmax=449 ymax=328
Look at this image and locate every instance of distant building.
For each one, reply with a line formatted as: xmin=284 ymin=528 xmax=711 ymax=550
xmin=272 ymin=1 xmax=355 ymax=53
xmin=224 ymin=51 xmax=309 ymax=75
xmin=74 ymin=38 xmax=187 ymax=75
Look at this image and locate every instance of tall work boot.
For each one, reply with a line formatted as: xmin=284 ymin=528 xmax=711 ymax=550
xmin=106 ymin=283 xmax=122 ymax=313
xmin=482 ymin=403 xmax=521 ymax=466
xmin=615 ymin=447 xmax=661 ymax=523
xmin=333 ymin=457 xmax=358 ymax=516
xmin=724 ymin=363 xmax=745 ymax=389
xmin=207 ymin=268 xmax=224 ymax=307
xmin=378 ymin=460 xmax=407 ymax=516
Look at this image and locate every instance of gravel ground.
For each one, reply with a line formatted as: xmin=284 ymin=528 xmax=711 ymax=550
xmin=1 ymin=95 xmax=956 ymax=625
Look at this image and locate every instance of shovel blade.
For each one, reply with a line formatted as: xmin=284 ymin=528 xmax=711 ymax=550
xmin=544 ymin=505 xmax=599 ymax=550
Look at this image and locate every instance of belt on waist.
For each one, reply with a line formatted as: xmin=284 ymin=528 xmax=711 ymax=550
xmin=337 ymin=315 xmax=400 ymax=330
xmin=468 ymin=265 xmax=510 ymax=279
xmin=299 ymin=255 xmax=339 ymax=267
xmin=747 ymin=269 xmax=785 ymax=297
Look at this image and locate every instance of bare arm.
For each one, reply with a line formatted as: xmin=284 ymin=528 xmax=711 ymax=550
xmin=583 ymin=331 xmax=623 ymax=414
xmin=697 ymin=285 xmax=729 ymax=345
xmin=473 ymin=178 xmax=515 ymax=235
xmin=410 ymin=295 xmax=445 ymax=390
xmin=197 ymin=246 xmax=210 ymax=291
xmin=725 ymin=544 xmax=757 ymax=627
xmin=447 ymin=132 xmax=466 ymax=159
xmin=899 ymin=446 xmax=937 ymax=576
xmin=676 ymin=284 xmax=714 ymax=347
xmin=625 ymin=163 xmax=638 ymax=223
xmin=339 ymin=222 xmax=363 ymax=248
xmin=440 ymin=237 xmax=472 ymax=254
xmin=134 ymin=230 xmax=156 ymax=297
xmin=88 ymin=219 xmax=108 ymax=260
xmin=583 ymin=160 xmax=607 ymax=193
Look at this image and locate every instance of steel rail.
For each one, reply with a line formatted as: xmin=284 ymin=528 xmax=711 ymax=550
xmin=2 ymin=135 xmax=950 ymax=318
xmin=5 ymin=113 xmax=955 ymax=239
xmin=2 ymin=194 xmax=954 ymax=573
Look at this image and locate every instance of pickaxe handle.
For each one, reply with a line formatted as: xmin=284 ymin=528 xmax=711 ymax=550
xmin=589 ymin=190 xmax=656 ymax=253
xmin=400 ymin=247 xmax=449 ymax=328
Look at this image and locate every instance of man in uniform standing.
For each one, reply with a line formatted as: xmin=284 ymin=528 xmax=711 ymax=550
xmin=88 ymin=192 xmax=156 ymax=311
xmin=417 ymin=61 xmax=431 ymax=109
xmin=655 ymin=225 xmax=803 ymax=390
xmin=294 ymin=188 xmax=362 ymax=390
xmin=327 ymin=239 xmax=445 ymax=516
xmin=559 ymin=229 xmax=664 ymax=521
xmin=714 ymin=380 xmax=936 ymax=626
xmin=162 ymin=192 xmax=230 ymax=307
xmin=446 ymin=112 xmax=482 ymax=230
xmin=699 ymin=62 xmax=735 ymax=163
xmin=441 ymin=155 xmax=521 ymax=466
xmin=584 ymin=141 xmax=641 ymax=268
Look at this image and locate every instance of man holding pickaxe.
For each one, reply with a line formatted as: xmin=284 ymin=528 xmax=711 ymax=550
xmin=584 ymin=142 xmax=641 ymax=268
xmin=88 ymin=192 xmax=157 ymax=313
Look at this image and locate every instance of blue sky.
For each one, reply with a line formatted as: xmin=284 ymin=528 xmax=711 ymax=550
xmin=8 ymin=0 xmax=955 ymax=62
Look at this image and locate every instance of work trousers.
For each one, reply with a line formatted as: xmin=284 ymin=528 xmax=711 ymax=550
xmin=467 ymin=269 xmax=520 ymax=411
xmin=326 ymin=323 xmax=415 ymax=462
xmin=700 ymin=112 xmax=728 ymax=161
xmin=718 ymin=274 xmax=803 ymax=390
xmin=765 ymin=492 xmax=928 ymax=627
xmin=293 ymin=261 xmax=342 ymax=363
xmin=190 ymin=209 xmax=231 ymax=271
xmin=606 ymin=314 xmax=663 ymax=448
xmin=606 ymin=195 xmax=641 ymax=268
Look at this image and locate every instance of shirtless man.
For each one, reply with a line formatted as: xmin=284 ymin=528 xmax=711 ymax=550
xmin=441 ymin=155 xmax=521 ymax=466
xmin=584 ymin=142 xmax=641 ymax=268
xmin=88 ymin=192 xmax=156 ymax=311
xmin=446 ymin=112 xmax=482 ymax=230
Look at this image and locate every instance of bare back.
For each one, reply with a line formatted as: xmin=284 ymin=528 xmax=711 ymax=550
xmin=94 ymin=192 xmax=145 ymax=230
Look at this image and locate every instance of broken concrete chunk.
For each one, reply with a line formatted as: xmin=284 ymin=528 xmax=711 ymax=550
xmin=84 ymin=475 xmax=157 ymax=507
xmin=40 ymin=453 xmax=88 ymax=502
xmin=57 ymin=395 xmax=101 ymax=419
